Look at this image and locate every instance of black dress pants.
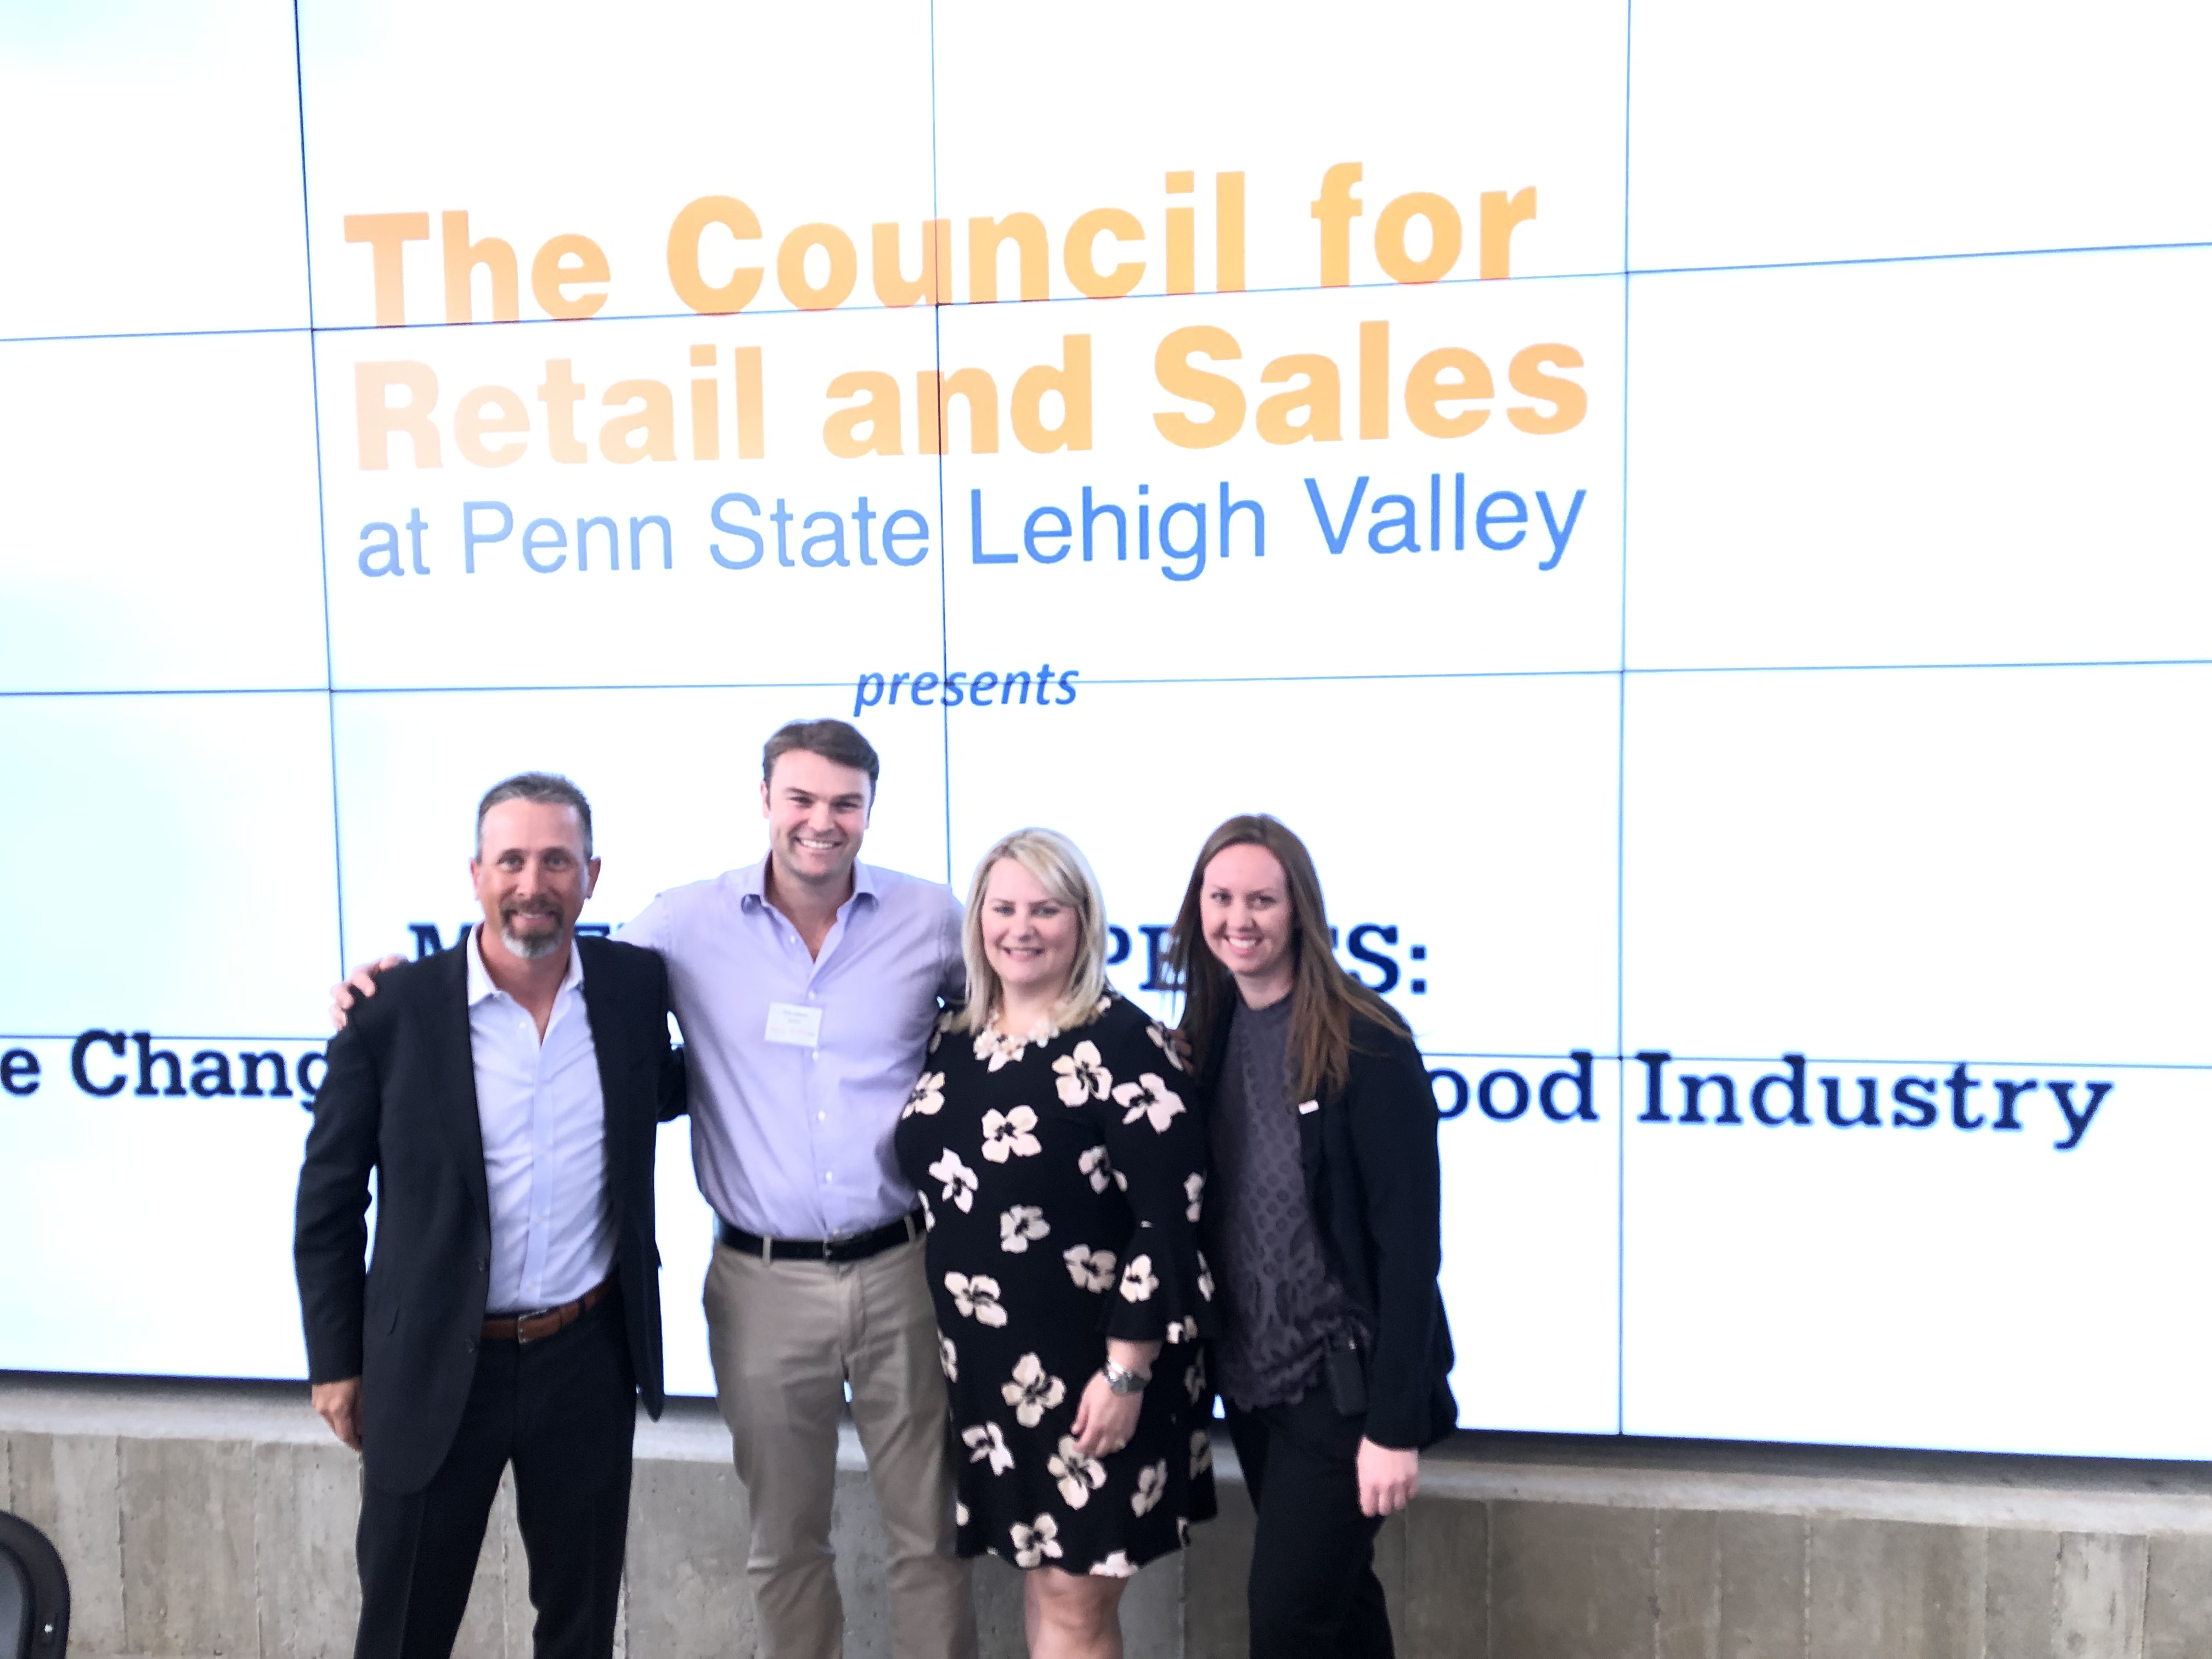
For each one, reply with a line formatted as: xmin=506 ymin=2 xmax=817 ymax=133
xmin=354 ymin=1297 xmax=637 ymax=1659
xmin=1224 ymin=1385 xmax=1395 ymax=1659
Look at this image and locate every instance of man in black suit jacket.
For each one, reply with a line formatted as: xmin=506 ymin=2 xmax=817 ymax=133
xmin=295 ymin=772 xmax=685 ymax=1659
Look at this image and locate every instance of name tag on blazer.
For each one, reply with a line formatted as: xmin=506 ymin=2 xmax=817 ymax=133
xmin=1296 ymin=1099 xmax=1319 ymax=1115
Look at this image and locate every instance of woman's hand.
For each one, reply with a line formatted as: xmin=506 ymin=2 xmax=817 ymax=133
xmin=1356 ymin=1438 xmax=1420 ymax=1517
xmin=1069 ymin=1338 xmax=1161 ymax=1457
xmin=329 ymin=955 xmax=404 ymax=1029
xmin=1070 ymin=1371 xmax=1143 ymax=1458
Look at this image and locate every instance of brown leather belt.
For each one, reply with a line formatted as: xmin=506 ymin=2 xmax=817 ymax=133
xmin=482 ymin=1274 xmax=615 ymax=1345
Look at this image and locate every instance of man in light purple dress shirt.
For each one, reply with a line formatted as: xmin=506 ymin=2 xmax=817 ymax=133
xmin=620 ymin=718 xmax=975 ymax=1659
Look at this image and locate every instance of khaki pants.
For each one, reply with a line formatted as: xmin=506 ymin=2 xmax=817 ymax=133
xmin=703 ymin=1233 xmax=975 ymax=1659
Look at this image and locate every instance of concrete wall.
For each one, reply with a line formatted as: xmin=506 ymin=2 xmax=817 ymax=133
xmin=7 ymin=1375 xmax=2212 ymax=1659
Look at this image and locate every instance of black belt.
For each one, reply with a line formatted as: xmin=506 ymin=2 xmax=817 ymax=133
xmin=715 ymin=1209 xmax=923 ymax=1264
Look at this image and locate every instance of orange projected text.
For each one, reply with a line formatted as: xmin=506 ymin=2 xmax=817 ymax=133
xmin=1152 ymin=323 xmax=1585 ymax=450
xmin=342 ymin=163 xmax=1540 ymax=323
xmin=354 ymin=348 xmax=765 ymax=469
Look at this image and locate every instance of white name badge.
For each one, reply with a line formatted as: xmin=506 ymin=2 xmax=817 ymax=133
xmin=764 ymin=1002 xmax=824 ymax=1048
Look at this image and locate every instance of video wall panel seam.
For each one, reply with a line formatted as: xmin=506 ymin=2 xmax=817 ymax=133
xmin=12 ymin=238 xmax=2202 ymax=354
xmin=288 ymin=0 xmax=346 ymax=980
xmin=928 ymin=0 xmax=954 ymax=889
xmin=1615 ymin=0 xmax=1637 ymax=1440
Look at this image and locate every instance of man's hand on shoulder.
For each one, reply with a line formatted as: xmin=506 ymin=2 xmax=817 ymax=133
xmin=329 ymin=956 xmax=405 ymax=1030
xmin=312 ymin=1376 xmax=363 ymax=1450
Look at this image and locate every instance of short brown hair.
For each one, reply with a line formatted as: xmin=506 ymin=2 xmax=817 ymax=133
xmin=476 ymin=771 xmax=593 ymax=858
xmin=762 ymin=718 xmax=880 ymax=795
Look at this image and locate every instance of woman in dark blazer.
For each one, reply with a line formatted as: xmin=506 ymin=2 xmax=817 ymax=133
xmin=1169 ymin=814 xmax=1456 ymax=1659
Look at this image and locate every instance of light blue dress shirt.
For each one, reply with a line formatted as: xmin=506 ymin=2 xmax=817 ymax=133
xmin=466 ymin=927 xmax=613 ymax=1312
xmin=621 ymin=859 xmax=964 ymax=1241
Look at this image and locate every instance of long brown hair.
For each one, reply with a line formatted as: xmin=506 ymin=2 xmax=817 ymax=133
xmin=1168 ymin=814 xmax=1407 ymax=1101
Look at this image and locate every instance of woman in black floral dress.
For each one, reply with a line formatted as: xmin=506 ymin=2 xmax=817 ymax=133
xmin=893 ymin=827 xmax=1214 ymax=1659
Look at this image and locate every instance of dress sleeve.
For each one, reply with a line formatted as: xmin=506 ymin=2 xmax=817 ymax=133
xmin=1087 ymin=1004 xmax=1214 ymax=1348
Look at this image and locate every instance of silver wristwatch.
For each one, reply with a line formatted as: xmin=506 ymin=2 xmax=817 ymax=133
xmin=1102 ymin=1358 xmax=1150 ymax=1396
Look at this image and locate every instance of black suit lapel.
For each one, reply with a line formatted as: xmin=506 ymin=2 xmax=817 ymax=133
xmin=577 ymin=935 xmax=630 ymax=1204
xmin=433 ymin=934 xmax=492 ymax=1228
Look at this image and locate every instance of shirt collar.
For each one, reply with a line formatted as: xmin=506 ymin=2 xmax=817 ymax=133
xmin=465 ymin=923 xmax=585 ymax=1005
xmin=737 ymin=856 xmax=879 ymax=911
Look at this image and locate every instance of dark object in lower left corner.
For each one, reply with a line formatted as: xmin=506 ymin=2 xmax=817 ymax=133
xmin=0 ymin=1509 xmax=70 ymax=1659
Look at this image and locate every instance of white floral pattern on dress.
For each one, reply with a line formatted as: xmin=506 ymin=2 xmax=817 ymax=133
xmin=1048 ymin=1436 xmax=1109 ymax=1508
xmin=979 ymin=1105 xmax=1043 ymax=1163
xmin=1002 ymin=1353 xmax=1066 ymax=1427
xmin=927 ymin=1149 xmax=980 ymax=1212
xmin=1000 ymin=1205 xmax=1050 ymax=1253
xmin=1132 ymin=1460 xmax=1169 ymax=1517
xmin=1062 ymin=1244 xmax=1118 ymax=1293
xmin=1052 ymin=1041 xmax=1113 ymax=1105
xmin=974 ymin=1017 xmax=1058 ymax=1073
xmin=1010 ymin=1513 xmax=1063 ymax=1568
xmin=1077 ymin=1144 xmax=1114 ymax=1193
xmin=962 ymin=1421 xmax=1015 ymax=1474
xmin=1190 ymin=1430 xmax=1214 ymax=1477
xmin=902 ymin=1070 xmax=946 ymax=1119
xmin=1111 ymin=1072 xmax=1186 ymax=1133
xmin=945 ymin=1272 xmax=1007 ymax=1327
xmin=896 ymin=989 xmax=1217 ymax=1577
xmin=1119 ymin=1253 xmax=1160 ymax=1303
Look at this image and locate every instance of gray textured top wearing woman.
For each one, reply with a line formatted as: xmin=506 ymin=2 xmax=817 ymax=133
xmin=1205 ymin=993 xmax=1367 ymax=1410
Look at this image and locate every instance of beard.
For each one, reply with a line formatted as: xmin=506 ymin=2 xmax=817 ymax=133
xmin=499 ymin=905 xmax=566 ymax=960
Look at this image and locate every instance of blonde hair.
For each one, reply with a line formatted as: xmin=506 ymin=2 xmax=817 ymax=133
xmin=954 ymin=827 xmax=1110 ymax=1035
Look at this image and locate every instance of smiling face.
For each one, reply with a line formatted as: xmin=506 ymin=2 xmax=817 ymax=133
xmin=471 ymin=798 xmax=599 ymax=962
xmin=1200 ymin=840 xmax=1297 ymax=1005
xmin=980 ymin=856 xmax=1081 ymax=1014
xmin=761 ymin=746 xmax=872 ymax=891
